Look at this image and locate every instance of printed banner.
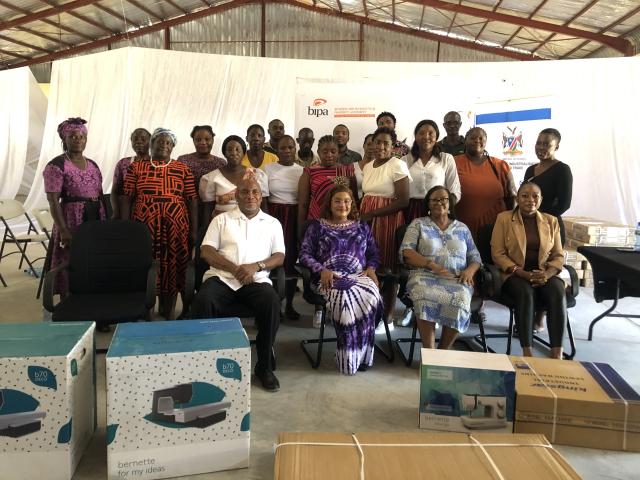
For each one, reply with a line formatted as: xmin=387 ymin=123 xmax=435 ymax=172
xmin=296 ymin=78 xmax=474 ymax=155
xmin=475 ymin=98 xmax=553 ymax=186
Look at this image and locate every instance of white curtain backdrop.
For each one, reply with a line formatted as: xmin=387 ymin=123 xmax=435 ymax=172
xmin=0 ymin=67 xmax=47 ymax=199
xmin=22 ymin=47 xmax=639 ymax=226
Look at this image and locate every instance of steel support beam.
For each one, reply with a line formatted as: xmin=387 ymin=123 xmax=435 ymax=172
xmin=408 ymin=0 xmax=632 ymax=54
xmin=37 ymin=0 xmax=114 ymax=35
xmin=126 ymin=0 xmax=164 ymax=22
xmin=562 ymin=4 xmax=640 ymax=59
xmin=0 ymin=0 xmax=99 ymax=31
xmin=474 ymin=0 xmax=504 ymax=41
xmin=93 ymin=3 xmax=142 ymax=29
xmin=261 ymin=0 xmax=266 ymax=57
xmin=5 ymin=0 xmax=256 ymax=68
xmin=275 ymin=0 xmax=538 ymax=60
xmin=0 ymin=33 xmax=53 ymax=53
xmin=532 ymin=0 xmax=600 ymax=55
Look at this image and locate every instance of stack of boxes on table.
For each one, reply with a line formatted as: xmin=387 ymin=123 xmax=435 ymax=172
xmin=563 ymin=216 xmax=636 ymax=288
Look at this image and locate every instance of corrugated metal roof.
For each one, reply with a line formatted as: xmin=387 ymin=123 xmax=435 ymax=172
xmin=1 ymin=0 xmax=638 ymax=72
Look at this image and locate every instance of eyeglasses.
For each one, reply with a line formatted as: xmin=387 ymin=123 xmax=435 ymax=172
xmin=429 ymin=197 xmax=449 ymax=204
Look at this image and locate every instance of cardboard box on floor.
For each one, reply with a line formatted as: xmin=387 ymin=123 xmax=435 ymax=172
xmin=0 ymin=322 xmax=95 ymax=480
xmin=106 ymin=318 xmax=250 ymax=480
xmin=510 ymin=356 xmax=640 ymax=452
xmin=419 ymin=349 xmax=515 ymax=433
xmin=274 ymin=432 xmax=581 ymax=479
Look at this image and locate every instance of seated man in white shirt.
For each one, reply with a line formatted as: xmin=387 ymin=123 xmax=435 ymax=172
xmin=192 ymin=177 xmax=285 ymax=392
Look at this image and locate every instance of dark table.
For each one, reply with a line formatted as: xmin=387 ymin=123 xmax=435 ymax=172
xmin=577 ymin=246 xmax=640 ymax=340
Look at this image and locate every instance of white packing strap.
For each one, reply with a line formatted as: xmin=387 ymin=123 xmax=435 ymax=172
xmin=589 ymin=362 xmax=629 ymax=451
xmin=274 ymin=436 xmax=555 ymax=479
xmin=351 ymin=433 xmax=365 ymax=480
xmin=468 ymin=435 xmax=505 ymax=480
xmin=522 ymin=358 xmax=558 ymax=442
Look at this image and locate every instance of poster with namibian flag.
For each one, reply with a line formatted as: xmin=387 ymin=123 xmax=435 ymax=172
xmin=475 ymin=97 xmax=553 ymax=187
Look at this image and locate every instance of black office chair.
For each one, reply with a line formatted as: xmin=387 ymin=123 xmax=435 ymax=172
xmin=393 ymin=224 xmax=489 ymax=367
xmin=43 ymin=220 xmax=157 ymax=329
xmin=297 ymin=221 xmax=394 ymax=369
xmin=475 ymin=224 xmax=577 ymax=359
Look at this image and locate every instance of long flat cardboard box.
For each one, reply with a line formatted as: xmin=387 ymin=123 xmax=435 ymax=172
xmin=274 ymin=432 xmax=581 ymax=479
xmin=511 ymin=356 xmax=640 ymax=452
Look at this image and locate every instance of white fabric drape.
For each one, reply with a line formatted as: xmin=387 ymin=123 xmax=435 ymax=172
xmin=0 ymin=67 xmax=46 ymax=199
xmin=23 ymin=48 xmax=640 ymax=226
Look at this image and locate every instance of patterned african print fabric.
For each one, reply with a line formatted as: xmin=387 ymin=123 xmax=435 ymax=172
xmin=360 ymin=196 xmax=405 ymax=273
xmin=305 ymin=164 xmax=355 ymax=220
xmin=124 ymin=159 xmax=196 ymax=296
xmin=299 ymin=220 xmax=383 ymax=375
xmin=176 ymin=153 xmax=227 ymax=187
xmin=43 ymin=155 xmax=107 ymax=295
xmin=399 ymin=217 xmax=481 ymax=333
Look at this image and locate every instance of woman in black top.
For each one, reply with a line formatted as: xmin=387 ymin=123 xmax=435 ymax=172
xmin=524 ymin=128 xmax=572 ymax=245
xmin=523 ymin=128 xmax=572 ymax=333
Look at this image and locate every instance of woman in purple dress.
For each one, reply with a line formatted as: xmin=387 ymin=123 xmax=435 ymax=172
xmin=44 ymin=117 xmax=107 ymax=297
xmin=299 ymin=185 xmax=383 ymax=375
xmin=111 ymin=128 xmax=150 ymax=219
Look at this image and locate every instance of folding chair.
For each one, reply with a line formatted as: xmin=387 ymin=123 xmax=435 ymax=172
xmin=32 ymin=208 xmax=55 ymax=299
xmin=393 ymin=224 xmax=489 ymax=367
xmin=297 ymin=221 xmax=395 ymax=369
xmin=474 ymin=224 xmax=577 ymax=360
xmin=0 ymin=199 xmax=48 ymax=281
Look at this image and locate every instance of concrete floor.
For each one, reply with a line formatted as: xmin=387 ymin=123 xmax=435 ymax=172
xmin=1 ymin=246 xmax=639 ymax=480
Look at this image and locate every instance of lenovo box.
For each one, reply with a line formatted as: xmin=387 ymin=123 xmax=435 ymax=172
xmin=274 ymin=432 xmax=581 ymax=480
xmin=419 ymin=349 xmax=515 ymax=433
xmin=0 ymin=322 xmax=95 ymax=480
xmin=106 ymin=318 xmax=250 ymax=480
xmin=511 ymin=356 xmax=640 ymax=451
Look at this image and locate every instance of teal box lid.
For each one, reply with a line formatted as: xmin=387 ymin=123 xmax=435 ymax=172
xmin=106 ymin=318 xmax=249 ymax=357
xmin=0 ymin=322 xmax=94 ymax=357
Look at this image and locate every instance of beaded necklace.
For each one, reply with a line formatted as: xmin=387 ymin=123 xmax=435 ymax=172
xmin=149 ymin=157 xmax=173 ymax=168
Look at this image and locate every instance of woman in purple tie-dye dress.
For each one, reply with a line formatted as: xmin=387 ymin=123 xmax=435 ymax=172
xmin=299 ymin=185 xmax=383 ymax=375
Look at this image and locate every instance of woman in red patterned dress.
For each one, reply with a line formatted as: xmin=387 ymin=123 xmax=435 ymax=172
xmin=296 ymin=135 xmax=356 ymax=238
xmin=122 ymin=128 xmax=198 ymax=320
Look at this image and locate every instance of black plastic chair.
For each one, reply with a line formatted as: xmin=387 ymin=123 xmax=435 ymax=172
xmin=297 ymin=221 xmax=394 ymax=369
xmin=43 ymin=220 xmax=157 ymax=328
xmin=475 ymin=224 xmax=577 ymax=360
xmin=393 ymin=224 xmax=489 ymax=367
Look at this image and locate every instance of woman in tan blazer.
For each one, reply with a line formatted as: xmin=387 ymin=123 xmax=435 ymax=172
xmin=490 ymin=182 xmax=566 ymax=359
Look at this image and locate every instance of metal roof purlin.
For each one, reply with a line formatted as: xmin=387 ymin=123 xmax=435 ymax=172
xmin=0 ymin=0 xmax=99 ymax=31
xmin=408 ymin=0 xmax=632 ymax=54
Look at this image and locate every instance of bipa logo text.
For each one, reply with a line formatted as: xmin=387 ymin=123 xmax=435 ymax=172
xmin=308 ymin=98 xmax=328 ymax=117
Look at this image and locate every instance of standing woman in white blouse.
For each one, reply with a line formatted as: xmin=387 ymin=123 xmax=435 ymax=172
xmin=402 ymin=119 xmax=461 ymax=223
xmin=354 ymin=133 xmax=375 ymax=201
xmin=360 ymin=127 xmax=412 ymax=331
xmin=265 ymin=135 xmax=304 ymax=320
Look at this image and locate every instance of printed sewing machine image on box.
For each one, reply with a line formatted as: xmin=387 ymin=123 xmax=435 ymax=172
xmin=0 ymin=322 xmax=95 ymax=480
xmin=106 ymin=318 xmax=250 ymax=480
xmin=419 ymin=349 xmax=515 ymax=433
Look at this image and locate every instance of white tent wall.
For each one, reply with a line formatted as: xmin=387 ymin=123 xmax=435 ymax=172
xmin=0 ymin=67 xmax=47 ymax=200
xmin=22 ymin=47 xmax=639 ymax=227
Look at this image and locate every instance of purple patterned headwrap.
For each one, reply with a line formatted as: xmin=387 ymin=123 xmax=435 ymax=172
xmin=57 ymin=117 xmax=88 ymax=140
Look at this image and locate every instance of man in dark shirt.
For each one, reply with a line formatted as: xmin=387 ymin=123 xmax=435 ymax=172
xmin=333 ymin=124 xmax=362 ymax=165
xmin=264 ymin=119 xmax=285 ymax=154
xmin=375 ymin=112 xmax=409 ymax=158
xmin=438 ymin=111 xmax=466 ymax=156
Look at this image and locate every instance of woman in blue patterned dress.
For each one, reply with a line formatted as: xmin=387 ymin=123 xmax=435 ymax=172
xmin=299 ymin=185 xmax=383 ymax=375
xmin=400 ymin=185 xmax=481 ymax=349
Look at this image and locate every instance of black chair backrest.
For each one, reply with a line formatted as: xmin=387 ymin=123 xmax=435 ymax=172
xmin=68 ymin=220 xmax=152 ymax=294
xmin=395 ymin=224 xmax=408 ymax=261
xmin=476 ymin=224 xmax=495 ymax=265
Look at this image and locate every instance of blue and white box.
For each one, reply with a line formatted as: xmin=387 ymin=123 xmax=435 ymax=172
xmin=0 ymin=322 xmax=95 ymax=480
xmin=419 ymin=349 xmax=515 ymax=433
xmin=106 ymin=318 xmax=251 ymax=480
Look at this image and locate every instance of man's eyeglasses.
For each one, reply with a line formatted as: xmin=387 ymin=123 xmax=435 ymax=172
xmin=429 ymin=197 xmax=449 ymax=204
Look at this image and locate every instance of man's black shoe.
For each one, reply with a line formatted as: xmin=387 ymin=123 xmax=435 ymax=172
xmin=255 ymin=368 xmax=280 ymax=392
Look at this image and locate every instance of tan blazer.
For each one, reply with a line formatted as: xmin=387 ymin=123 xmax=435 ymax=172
xmin=490 ymin=209 xmax=564 ymax=280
